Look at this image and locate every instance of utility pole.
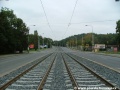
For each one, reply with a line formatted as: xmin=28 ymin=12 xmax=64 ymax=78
xmin=42 ymin=33 xmax=44 ymax=48
xmin=85 ymin=25 xmax=94 ymax=52
xmin=27 ymin=25 xmax=35 ymax=53
xmin=74 ymin=36 xmax=77 ymax=49
xmin=38 ymin=35 xmax=40 ymax=51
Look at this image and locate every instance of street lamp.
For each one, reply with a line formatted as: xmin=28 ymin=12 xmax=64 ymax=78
xmin=28 ymin=25 xmax=35 ymax=53
xmin=85 ymin=25 xmax=94 ymax=51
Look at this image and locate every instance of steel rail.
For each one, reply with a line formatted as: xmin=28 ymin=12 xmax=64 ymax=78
xmin=0 ymin=53 xmax=53 ymax=90
xmin=65 ymin=53 xmax=119 ymax=90
xmin=61 ymin=53 xmax=79 ymax=90
xmin=37 ymin=54 xmax=57 ymax=90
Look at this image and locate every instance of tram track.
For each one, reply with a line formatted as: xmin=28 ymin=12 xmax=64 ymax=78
xmin=43 ymin=52 xmax=74 ymax=90
xmin=66 ymin=52 xmax=120 ymax=89
xmin=37 ymin=54 xmax=56 ymax=90
xmin=61 ymin=53 xmax=119 ymax=90
xmin=40 ymin=52 xmax=119 ymax=90
xmin=0 ymin=53 xmax=55 ymax=90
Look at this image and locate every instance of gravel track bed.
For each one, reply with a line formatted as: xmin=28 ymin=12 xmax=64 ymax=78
xmin=63 ymin=54 xmax=108 ymax=89
xmin=0 ymin=53 xmax=52 ymax=88
xmin=67 ymin=53 xmax=120 ymax=88
xmin=5 ymin=53 xmax=55 ymax=90
xmin=43 ymin=53 xmax=73 ymax=90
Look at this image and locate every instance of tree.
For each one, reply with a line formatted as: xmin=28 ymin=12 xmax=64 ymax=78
xmin=14 ymin=18 xmax=29 ymax=52
xmin=29 ymin=34 xmax=34 ymax=44
xmin=0 ymin=8 xmax=16 ymax=53
xmin=116 ymin=20 xmax=120 ymax=47
xmin=0 ymin=7 xmax=29 ymax=54
xmin=56 ymin=33 xmax=118 ymax=50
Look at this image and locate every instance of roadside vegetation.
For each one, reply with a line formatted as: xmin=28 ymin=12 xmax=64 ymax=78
xmin=116 ymin=20 xmax=120 ymax=47
xmin=0 ymin=7 xmax=29 ymax=54
xmin=0 ymin=7 xmax=53 ymax=54
xmin=0 ymin=7 xmax=120 ymax=54
xmin=55 ymin=20 xmax=120 ymax=52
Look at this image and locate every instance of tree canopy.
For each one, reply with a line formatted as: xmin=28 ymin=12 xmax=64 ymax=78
xmin=0 ymin=7 xmax=29 ymax=54
xmin=56 ymin=33 xmax=118 ymax=48
xmin=116 ymin=20 xmax=120 ymax=45
xmin=29 ymin=33 xmax=53 ymax=50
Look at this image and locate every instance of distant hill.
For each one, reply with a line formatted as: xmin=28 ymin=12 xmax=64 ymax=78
xmin=54 ymin=33 xmax=118 ymax=47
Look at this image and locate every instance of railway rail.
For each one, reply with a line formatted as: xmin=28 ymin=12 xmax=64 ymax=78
xmin=43 ymin=52 xmax=74 ymax=90
xmin=0 ymin=53 xmax=56 ymax=90
xmin=61 ymin=53 xmax=119 ymax=90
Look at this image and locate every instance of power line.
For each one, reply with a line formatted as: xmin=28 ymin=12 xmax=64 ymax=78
xmin=38 ymin=19 xmax=118 ymax=25
xmin=69 ymin=0 xmax=79 ymax=26
xmin=39 ymin=0 xmax=56 ymax=39
xmin=71 ymin=20 xmax=118 ymax=24
xmin=62 ymin=0 xmax=79 ymax=39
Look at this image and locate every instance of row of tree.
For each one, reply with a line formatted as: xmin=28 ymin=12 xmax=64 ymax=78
xmin=29 ymin=30 xmax=53 ymax=51
xmin=54 ymin=33 xmax=117 ymax=46
xmin=116 ymin=20 xmax=120 ymax=45
xmin=55 ymin=19 xmax=120 ymax=50
xmin=0 ymin=7 xmax=29 ymax=54
xmin=0 ymin=8 xmax=53 ymax=54
xmin=54 ymin=20 xmax=120 ymax=47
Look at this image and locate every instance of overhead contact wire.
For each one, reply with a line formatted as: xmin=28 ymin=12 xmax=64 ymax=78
xmin=62 ymin=0 xmax=79 ymax=39
xmin=39 ymin=0 xmax=56 ymax=39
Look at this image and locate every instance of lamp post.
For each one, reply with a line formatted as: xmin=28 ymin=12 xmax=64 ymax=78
xmin=28 ymin=25 xmax=35 ymax=53
xmin=48 ymin=39 xmax=52 ymax=48
xmin=38 ymin=35 xmax=40 ymax=51
xmin=82 ymin=34 xmax=83 ymax=46
xmin=74 ymin=36 xmax=77 ymax=49
xmin=85 ymin=25 xmax=94 ymax=51
xmin=42 ymin=33 xmax=44 ymax=48
xmin=81 ymin=34 xmax=84 ymax=51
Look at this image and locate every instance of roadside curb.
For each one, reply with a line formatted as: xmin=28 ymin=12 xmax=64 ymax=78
xmin=69 ymin=48 xmax=120 ymax=58
xmin=93 ymin=52 xmax=120 ymax=58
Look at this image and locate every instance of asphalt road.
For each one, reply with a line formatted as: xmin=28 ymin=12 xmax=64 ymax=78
xmin=62 ymin=47 xmax=120 ymax=72
xmin=0 ymin=47 xmax=57 ymax=77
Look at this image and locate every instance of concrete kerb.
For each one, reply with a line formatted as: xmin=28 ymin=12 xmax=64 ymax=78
xmin=93 ymin=52 xmax=120 ymax=58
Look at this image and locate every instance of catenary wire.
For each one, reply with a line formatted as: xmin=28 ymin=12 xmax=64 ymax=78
xmin=38 ymin=19 xmax=117 ymax=25
xmin=39 ymin=0 xmax=56 ymax=39
xmin=62 ymin=0 xmax=79 ymax=40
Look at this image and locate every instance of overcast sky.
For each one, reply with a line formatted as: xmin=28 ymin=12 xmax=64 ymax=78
xmin=0 ymin=0 xmax=120 ymax=40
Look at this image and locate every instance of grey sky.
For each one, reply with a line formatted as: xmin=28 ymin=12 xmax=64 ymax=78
xmin=0 ymin=0 xmax=120 ymax=40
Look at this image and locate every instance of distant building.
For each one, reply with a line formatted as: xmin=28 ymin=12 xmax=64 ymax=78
xmin=94 ymin=44 xmax=105 ymax=49
xmin=94 ymin=44 xmax=105 ymax=52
